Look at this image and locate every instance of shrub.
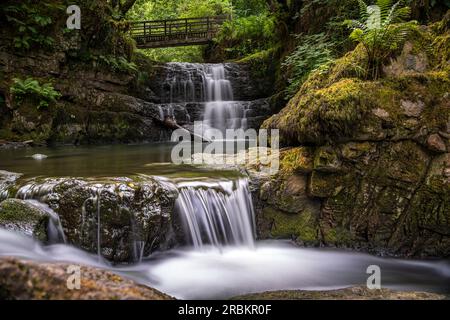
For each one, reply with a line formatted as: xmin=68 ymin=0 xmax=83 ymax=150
xmin=215 ymin=13 xmax=277 ymax=58
xmin=10 ymin=78 xmax=61 ymax=110
xmin=344 ymin=0 xmax=417 ymax=79
xmin=97 ymin=55 xmax=138 ymax=73
xmin=2 ymin=1 xmax=64 ymax=50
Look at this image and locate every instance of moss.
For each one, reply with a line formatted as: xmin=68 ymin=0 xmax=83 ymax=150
xmin=309 ymin=171 xmax=345 ymax=198
xmin=0 ymin=199 xmax=49 ymax=242
xmin=279 ymin=147 xmax=314 ymax=174
xmin=341 ymin=142 xmax=374 ymax=159
xmin=262 ymin=207 xmax=319 ymax=244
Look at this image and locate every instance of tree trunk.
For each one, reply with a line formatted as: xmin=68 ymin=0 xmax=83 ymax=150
xmin=119 ymin=0 xmax=137 ymax=15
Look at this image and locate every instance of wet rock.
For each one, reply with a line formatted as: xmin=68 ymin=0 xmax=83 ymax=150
xmin=0 ymin=170 xmax=22 ymax=200
xmin=0 ymin=199 xmax=49 ymax=241
xmin=0 ymin=258 xmax=173 ymax=300
xmin=15 ymin=177 xmax=179 ymax=263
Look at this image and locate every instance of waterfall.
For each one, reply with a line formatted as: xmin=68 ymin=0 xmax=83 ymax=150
xmin=202 ymin=65 xmax=247 ymax=138
xmin=161 ymin=63 xmax=248 ymax=137
xmin=175 ymin=178 xmax=256 ymax=249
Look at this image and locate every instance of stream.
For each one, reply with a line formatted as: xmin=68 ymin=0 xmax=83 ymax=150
xmin=1 ymin=63 xmax=449 ymax=300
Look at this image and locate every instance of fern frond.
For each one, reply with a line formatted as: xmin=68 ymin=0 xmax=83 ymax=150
xmin=377 ymin=0 xmax=393 ymax=21
xmin=357 ymin=0 xmax=369 ymax=21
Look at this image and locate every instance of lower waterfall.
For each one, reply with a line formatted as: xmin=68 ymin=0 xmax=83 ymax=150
xmin=175 ymin=179 xmax=255 ymax=249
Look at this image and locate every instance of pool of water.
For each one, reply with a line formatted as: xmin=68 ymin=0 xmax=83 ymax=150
xmin=1 ymin=230 xmax=449 ymax=299
xmin=0 ymin=143 xmax=244 ymax=180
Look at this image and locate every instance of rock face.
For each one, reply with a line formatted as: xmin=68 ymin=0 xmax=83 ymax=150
xmin=0 ymin=258 xmax=173 ymax=300
xmin=0 ymin=1 xmax=274 ymax=146
xmin=14 ymin=176 xmax=180 ymax=263
xmin=258 ymin=18 xmax=450 ymax=257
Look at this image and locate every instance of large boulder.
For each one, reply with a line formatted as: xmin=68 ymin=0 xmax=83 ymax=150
xmin=15 ymin=176 xmax=179 ymax=263
xmin=0 ymin=258 xmax=173 ymax=300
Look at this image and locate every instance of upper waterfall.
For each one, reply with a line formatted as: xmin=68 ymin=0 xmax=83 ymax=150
xmin=152 ymin=62 xmax=272 ymax=139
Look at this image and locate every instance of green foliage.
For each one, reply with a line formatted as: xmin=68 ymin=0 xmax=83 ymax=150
xmin=127 ymin=0 xmax=273 ymax=62
xmin=96 ymin=55 xmax=138 ymax=73
xmin=344 ymin=0 xmax=417 ymax=79
xmin=283 ymin=33 xmax=336 ymax=99
xmin=10 ymin=78 xmax=61 ymax=110
xmin=140 ymin=46 xmax=206 ymax=63
xmin=2 ymin=1 xmax=64 ymax=50
xmin=216 ymin=13 xmax=277 ymax=58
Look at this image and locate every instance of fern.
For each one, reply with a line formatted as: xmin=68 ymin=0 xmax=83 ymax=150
xmin=11 ymin=78 xmax=61 ymax=110
xmin=344 ymin=0 xmax=417 ymax=79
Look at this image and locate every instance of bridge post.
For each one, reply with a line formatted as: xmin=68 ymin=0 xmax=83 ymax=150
xmin=164 ymin=20 xmax=167 ymax=39
xmin=143 ymin=21 xmax=146 ymax=40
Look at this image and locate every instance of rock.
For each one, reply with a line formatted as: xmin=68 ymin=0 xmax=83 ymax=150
xmin=383 ymin=42 xmax=429 ymax=77
xmin=372 ymin=108 xmax=390 ymax=120
xmin=31 ymin=154 xmax=48 ymax=160
xmin=313 ymin=147 xmax=342 ymax=172
xmin=427 ymin=134 xmax=447 ymax=152
xmin=0 ymin=170 xmax=22 ymax=200
xmin=0 ymin=199 xmax=49 ymax=241
xmin=0 ymin=258 xmax=173 ymax=300
xmin=232 ymin=286 xmax=447 ymax=300
xmin=15 ymin=177 xmax=179 ymax=263
xmin=401 ymin=100 xmax=425 ymax=117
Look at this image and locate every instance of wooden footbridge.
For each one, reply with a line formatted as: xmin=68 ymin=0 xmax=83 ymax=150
xmin=130 ymin=15 xmax=230 ymax=49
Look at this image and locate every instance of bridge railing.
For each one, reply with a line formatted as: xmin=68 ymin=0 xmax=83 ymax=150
xmin=130 ymin=15 xmax=230 ymax=47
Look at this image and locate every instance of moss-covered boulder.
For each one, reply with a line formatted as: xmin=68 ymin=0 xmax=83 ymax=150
xmin=256 ymin=14 xmax=450 ymax=257
xmin=15 ymin=176 xmax=179 ymax=263
xmin=0 ymin=199 xmax=49 ymax=241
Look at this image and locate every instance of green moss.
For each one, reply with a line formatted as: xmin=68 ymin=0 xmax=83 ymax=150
xmin=279 ymin=147 xmax=314 ymax=174
xmin=309 ymin=171 xmax=344 ymax=198
xmin=0 ymin=199 xmax=49 ymax=242
xmin=263 ymin=207 xmax=319 ymax=244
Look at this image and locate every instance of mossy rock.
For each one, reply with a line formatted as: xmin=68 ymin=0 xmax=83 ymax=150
xmin=0 ymin=199 xmax=49 ymax=241
xmin=262 ymin=207 xmax=320 ymax=245
xmin=309 ymin=171 xmax=345 ymax=198
xmin=279 ymin=147 xmax=314 ymax=174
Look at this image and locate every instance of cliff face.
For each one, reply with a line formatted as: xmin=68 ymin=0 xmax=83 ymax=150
xmin=258 ymin=14 xmax=450 ymax=257
xmin=0 ymin=0 xmax=169 ymax=145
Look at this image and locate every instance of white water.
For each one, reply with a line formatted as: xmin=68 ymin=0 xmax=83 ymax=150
xmin=0 ymin=229 xmax=449 ymax=299
xmin=175 ymin=179 xmax=255 ymax=249
xmin=163 ymin=63 xmax=248 ymax=139
xmin=202 ymin=65 xmax=247 ymax=136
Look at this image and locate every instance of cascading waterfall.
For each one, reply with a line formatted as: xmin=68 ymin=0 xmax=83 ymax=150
xmin=175 ymin=178 xmax=256 ymax=249
xmin=202 ymin=65 xmax=246 ymax=136
xmin=161 ymin=63 xmax=248 ymax=137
